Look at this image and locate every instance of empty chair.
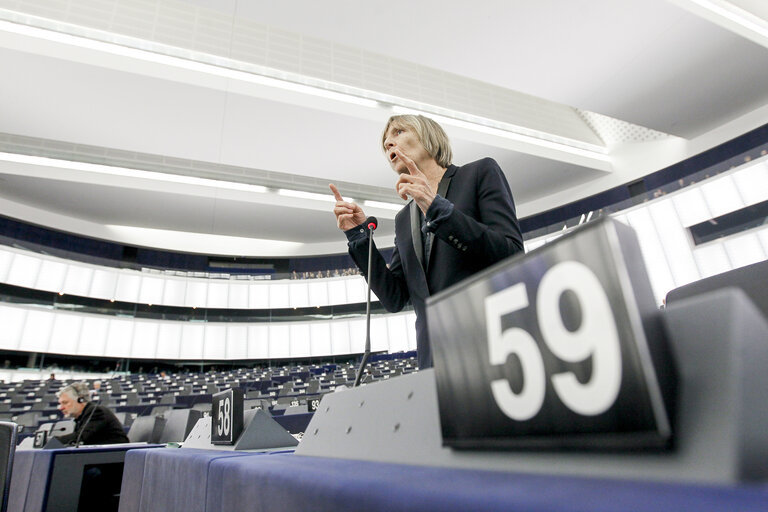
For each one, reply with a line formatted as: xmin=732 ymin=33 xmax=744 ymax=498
xmin=127 ymin=416 xmax=165 ymax=444
xmin=29 ymin=400 xmax=47 ymax=412
xmin=157 ymin=409 xmax=202 ymax=443
xmin=150 ymin=406 xmax=171 ymax=417
xmin=12 ymin=413 xmax=40 ymax=430
xmin=191 ymin=403 xmax=211 ymax=415
xmin=159 ymin=394 xmax=176 ymax=405
xmin=666 ymin=258 xmax=768 ymax=319
xmin=114 ymin=412 xmax=136 ymax=428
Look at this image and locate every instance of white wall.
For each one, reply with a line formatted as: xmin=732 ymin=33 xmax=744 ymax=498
xmin=0 ymin=247 xmax=377 ymax=308
xmin=525 ymin=157 xmax=768 ymax=305
xmin=0 ymin=303 xmax=417 ymax=361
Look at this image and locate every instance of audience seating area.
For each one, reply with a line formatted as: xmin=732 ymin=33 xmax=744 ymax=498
xmin=1 ymin=352 xmax=418 ymax=441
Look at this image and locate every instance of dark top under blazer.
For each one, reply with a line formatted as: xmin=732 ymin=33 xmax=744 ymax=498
xmin=348 ymin=158 xmax=524 ymax=368
xmin=57 ymin=402 xmax=130 ymax=446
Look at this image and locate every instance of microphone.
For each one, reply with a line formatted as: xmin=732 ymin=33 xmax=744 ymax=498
xmin=354 ymin=217 xmax=378 ymax=387
xmin=74 ymin=404 xmax=98 ymax=447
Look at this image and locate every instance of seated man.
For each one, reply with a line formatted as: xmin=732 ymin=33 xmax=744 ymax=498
xmin=56 ymin=382 xmax=129 ymax=446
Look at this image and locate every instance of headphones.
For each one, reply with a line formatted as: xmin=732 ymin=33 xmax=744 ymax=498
xmin=61 ymin=382 xmax=90 ymax=404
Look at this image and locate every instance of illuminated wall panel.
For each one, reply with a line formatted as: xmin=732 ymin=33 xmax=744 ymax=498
xmin=227 ymin=284 xmax=249 ymax=309
xmin=131 ymin=321 xmax=159 ymax=359
xmin=623 ymin=209 xmax=674 ymax=305
xmin=0 ymin=306 xmax=25 ymax=350
xmin=248 ymin=283 xmax=269 ymax=308
xmin=330 ymin=321 xmax=351 ymax=355
xmin=36 ymin=260 xmax=67 ymax=293
xmin=700 ymin=175 xmax=743 ymax=218
xmin=309 ymin=322 xmax=332 ymax=356
xmin=370 ymin=316 xmax=390 ymax=352
xmin=138 ymin=276 xmax=165 ymax=305
xmin=90 ymin=269 xmax=118 ymax=300
xmin=692 ymin=243 xmax=732 ymax=279
xmin=78 ymin=315 xmax=109 ymax=357
xmin=386 ymin=315 xmax=409 ymax=354
xmin=0 ymin=302 xmax=418 ymax=360
xmin=206 ymin=282 xmax=229 ymax=308
xmin=327 ymin=280 xmax=346 ymax=304
xmin=269 ymin=284 xmax=290 ymax=309
xmin=247 ymin=325 xmax=270 ymax=359
xmin=49 ymin=313 xmax=82 ymax=355
xmin=289 ymin=324 xmax=311 ymax=357
xmin=758 ymin=227 xmax=768 ymax=255
xmin=345 ymin=277 xmax=366 ymax=304
xmin=7 ymin=253 xmax=40 ymax=289
xmin=307 ymin=281 xmax=329 ymax=307
xmin=0 ymin=250 xmax=12 ymax=282
xmin=20 ymin=309 xmax=53 ymax=352
xmin=269 ymin=324 xmax=290 ymax=359
xmin=723 ymin=233 xmax=766 ymax=269
xmin=672 ymin=188 xmax=711 ymax=227
xmin=203 ymin=324 xmax=227 ymax=359
xmin=156 ymin=323 xmax=182 ymax=360
xmin=648 ymin=199 xmax=699 ymax=287
xmin=184 ymin=280 xmax=207 ymax=308
xmin=105 ymin=318 xmax=134 ymax=358
xmin=289 ymin=282 xmax=310 ymax=308
xmin=347 ymin=318 xmax=366 ymax=354
xmin=732 ymin=162 xmax=768 ymax=206
xmin=226 ymin=325 xmax=248 ymax=360
xmin=162 ymin=278 xmax=187 ymax=306
xmin=405 ymin=312 xmax=418 ymax=350
xmin=63 ymin=265 xmax=94 ymax=297
xmin=115 ymin=273 xmax=141 ymax=303
xmin=179 ymin=323 xmax=205 ymax=360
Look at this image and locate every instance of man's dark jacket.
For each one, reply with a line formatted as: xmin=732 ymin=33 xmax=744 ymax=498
xmin=57 ymin=401 xmax=129 ymax=446
xmin=348 ymin=158 xmax=524 ymax=368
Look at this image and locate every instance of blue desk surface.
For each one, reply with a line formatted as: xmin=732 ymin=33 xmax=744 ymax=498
xmin=10 ymin=443 xmax=163 ymax=512
xmin=118 ymin=448 xmax=768 ymax=512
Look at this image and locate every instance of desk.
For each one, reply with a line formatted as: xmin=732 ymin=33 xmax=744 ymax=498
xmin=118 ymin=448 xmax=263 ymax=512
xmin=9 ymin=443 xmax=163 ymax=512
xmin=118 ymin=448 xmax=768 ymax=512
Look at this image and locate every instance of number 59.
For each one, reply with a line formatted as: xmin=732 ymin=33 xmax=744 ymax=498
xmin=485 ymin=261 xmax=622 ymax=421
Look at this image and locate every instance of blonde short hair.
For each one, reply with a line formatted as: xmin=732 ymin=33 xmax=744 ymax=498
xmin=381 ymin=115 xmax=452 ymax=168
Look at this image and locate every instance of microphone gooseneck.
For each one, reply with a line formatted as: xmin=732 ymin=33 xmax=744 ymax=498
xmin=354 ymin=218 xmax=377 ymax=387
xmin=74 ymin=403 xmax=98 ymax=447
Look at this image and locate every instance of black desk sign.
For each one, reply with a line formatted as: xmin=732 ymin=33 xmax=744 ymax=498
xmin=33 ymin=430 xmax=47 ymax=448
xmin=307 ymin=397 xmax=321 ymax=412
xmin=211 ymin=388 xmax=244 ymax=445
xmin=427 ymin=217 xmax=677 ymax=450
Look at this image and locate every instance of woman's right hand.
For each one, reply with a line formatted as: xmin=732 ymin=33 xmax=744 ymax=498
xmin=330 ymin=183 xmax=366 ymax=231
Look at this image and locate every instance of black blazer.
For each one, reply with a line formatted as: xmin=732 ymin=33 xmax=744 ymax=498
xmin=349 ymin=158 xmax=524 ymax=368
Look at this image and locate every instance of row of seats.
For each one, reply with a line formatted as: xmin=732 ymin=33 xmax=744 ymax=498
xmin=2 ymin=351 xmax=419 ymax=434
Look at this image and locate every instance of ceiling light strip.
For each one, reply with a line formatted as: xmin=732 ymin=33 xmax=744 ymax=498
xmin=685 ymin=0 xmax=768 ymax=40
xmin=0 ymin=9 xmax=610 ymax=158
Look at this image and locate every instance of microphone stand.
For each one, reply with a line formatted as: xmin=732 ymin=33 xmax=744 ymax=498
xmin=74 ymin=402 xmax=98 ymax=447
xmin=353 ymin=219 xmax=377 ymax=387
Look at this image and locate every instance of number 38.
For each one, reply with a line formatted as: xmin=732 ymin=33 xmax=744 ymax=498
xmin=485 ymin=261 xmax=622 ymax=421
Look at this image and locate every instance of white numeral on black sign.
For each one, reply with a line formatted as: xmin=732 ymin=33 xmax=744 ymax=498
xmin=217 ymin=396 xmax=231 ymax=436
xmin=485 ymin=261 xmax=622 ymax=421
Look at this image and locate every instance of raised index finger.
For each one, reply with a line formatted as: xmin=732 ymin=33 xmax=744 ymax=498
xmin=395 ymin=149 xmax=423 ymax=176
xmin=329 ymin=183 xmax=344 ymax=202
